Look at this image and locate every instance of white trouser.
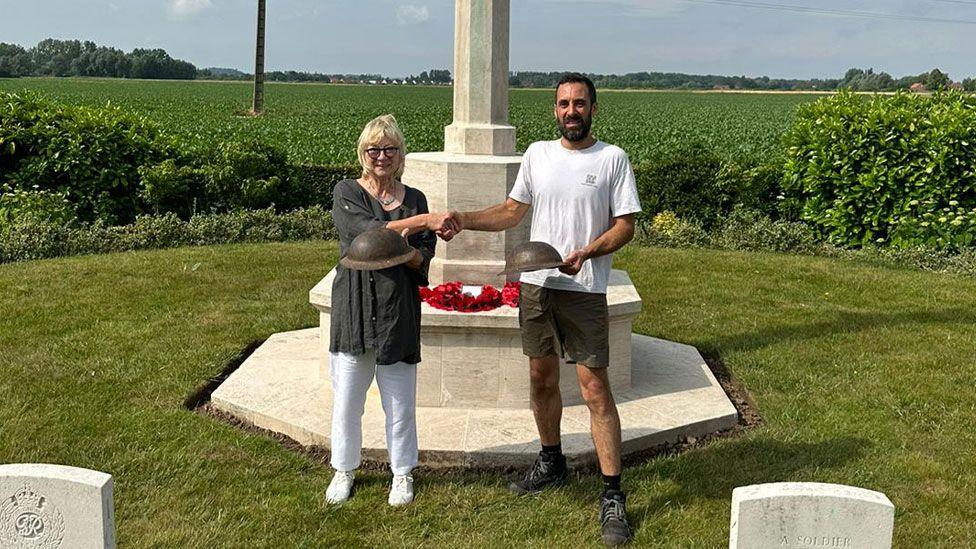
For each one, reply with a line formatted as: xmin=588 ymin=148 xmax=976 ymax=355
xmin=329 ymin=351 xmax=418 ymax=475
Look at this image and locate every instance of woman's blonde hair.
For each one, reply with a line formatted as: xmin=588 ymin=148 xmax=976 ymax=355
xmin=356 ymin=114 xmax=407 ymax=179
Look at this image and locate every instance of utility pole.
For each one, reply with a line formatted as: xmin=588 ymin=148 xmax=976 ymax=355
xmin=252 ymin=0 xmax=266 ymax=114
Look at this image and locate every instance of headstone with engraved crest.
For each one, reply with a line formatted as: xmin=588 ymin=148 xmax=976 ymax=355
xmin=0 ymin=464 xmax=115 ymax=549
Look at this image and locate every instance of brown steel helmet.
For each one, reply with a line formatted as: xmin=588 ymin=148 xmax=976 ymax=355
xmin=498 ymin=241 xmax=568 ymax=275
xmin=340 ymin=227 xmax=416 ymax=271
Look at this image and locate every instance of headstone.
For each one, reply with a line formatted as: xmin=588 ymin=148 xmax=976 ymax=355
xmin=730 ymin=482 xmax=894 ymax=549
xmin=0 ymin=464 xmax=115 ymax=549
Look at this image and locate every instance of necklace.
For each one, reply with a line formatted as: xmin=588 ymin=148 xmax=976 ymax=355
xmin=371 ymin=181 xmax=398 ymax=206
xmin=360 ymin=177 xmax=400 ymax=206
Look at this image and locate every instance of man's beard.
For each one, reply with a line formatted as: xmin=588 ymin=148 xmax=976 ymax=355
xmin=558 ymin=114 xmax=592 ymax=142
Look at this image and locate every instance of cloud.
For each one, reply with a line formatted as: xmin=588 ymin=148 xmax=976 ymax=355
xmin=558 ymin=0 xmax=690 ymax=17
xmin=633 ymin=0 xmax=690 ymax=16
xmin=396 ymin=4 xmax=430 ymax=26
xmin=168 ymin=0 xmax=213 ymax=20
xmin=279 ymin=6 xmax=325 ymax=22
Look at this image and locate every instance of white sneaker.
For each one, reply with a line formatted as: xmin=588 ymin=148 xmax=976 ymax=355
xmin=388 ymin=474 xmax=414 ymax=506
xmin=326 ymin=470 xmax=355 ymax=504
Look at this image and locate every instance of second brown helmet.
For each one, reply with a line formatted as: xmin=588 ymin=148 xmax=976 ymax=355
xmin=498 ymin=241 xmax=568 ymax=275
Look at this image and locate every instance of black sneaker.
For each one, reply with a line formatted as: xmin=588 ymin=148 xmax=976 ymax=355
xmin=507 ymin=452 xmax=568 ymax=494
xmin=600 ymin=490 xmax=632 ymax=546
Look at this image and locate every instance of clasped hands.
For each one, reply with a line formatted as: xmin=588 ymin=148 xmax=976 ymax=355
xmin=426 ymin=211 xmax=462 ymax=242
xmin=424 ymin=211 xmax=588 ymax=276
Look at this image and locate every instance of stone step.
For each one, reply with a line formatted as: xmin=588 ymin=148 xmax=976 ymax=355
xmin=211 ymin=328 xmax=738 ymax=468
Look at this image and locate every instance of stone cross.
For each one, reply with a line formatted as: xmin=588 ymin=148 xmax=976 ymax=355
xmin=444 ymin=0 xmax=516 ymax=156
xmin=403 ymin=0 xmax=525 ymax=285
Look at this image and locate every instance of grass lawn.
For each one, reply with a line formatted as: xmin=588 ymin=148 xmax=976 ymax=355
xmin=2 ymin=242 xmax=975 ymax=547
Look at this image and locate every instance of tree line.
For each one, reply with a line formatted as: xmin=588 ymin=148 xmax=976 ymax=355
xmin=195 ymin=67 xmax=976 ymax=92
xmin=836 ymin=68 xmax=975 ymax=92
xmin=0 ymin=39 xmax=196 ymax=80
xmin=198 ymin=68 xmax=385 ymax=84
xmin=2 ymin=38 xmax=974 ymax=92
xmin=510 ymin=68 xmax=976 ymax=92
xmin=199 ymin=67 xmax=453 ymax=85
xmin=510 ymin=71 xmax=838 ymax=91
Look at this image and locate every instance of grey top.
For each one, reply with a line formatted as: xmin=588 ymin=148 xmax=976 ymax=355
xmin=329 ymin=178 xmax=436 ymax=365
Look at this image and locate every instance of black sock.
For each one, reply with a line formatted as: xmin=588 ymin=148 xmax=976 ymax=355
xmin=541 ymin=443 xmax=562 ymax=458
xmin=602 ymin=474 xmax=621 ymax=493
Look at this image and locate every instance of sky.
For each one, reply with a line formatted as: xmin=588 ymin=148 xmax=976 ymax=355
xmin=1 ymin=0 xmax=975 ymax=80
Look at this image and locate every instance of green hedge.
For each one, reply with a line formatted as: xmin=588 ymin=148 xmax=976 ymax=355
xmin=0 ymin=91 xmax=175 ymax=224
xmin=636 ymin=207 xmax=823 ymax=255
xmin=19 ymin=88 xmax=976 ymax=256
xmin=3 ymin=91 xmax=796 ymax=233
xmin=635 ymin=208 xmax=976 ymax=276
xmin=0 ymin=184 xmax=75 ymax=226
xmin=289 ymin=164 xmax=359 ymax=211
xmin=0 ymin=206 xmax=335 ymax=263
xmin=139 ymin=139 xmax=292 ymax=217
xmin=633 ymin=145 xmax=784 ymax=230
xmin=782 ymin=90 xmax=976 ymax=250
xmin=138 ymin=146 xmax=358 ymax=218
xmin=4 ymin=204 xmax=974 ymax=279
xmin=0 ymin=91 xmax=356 ymax=226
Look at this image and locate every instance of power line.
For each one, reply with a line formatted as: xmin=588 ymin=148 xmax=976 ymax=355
xmin=679 ymin=0 xmax=976 ymax=25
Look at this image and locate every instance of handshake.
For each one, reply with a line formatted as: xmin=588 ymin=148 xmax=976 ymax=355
xmin=425 ymin=211 xmax=463 ymax=242
xmin=419 ymin=210 xmax=587 ymax=275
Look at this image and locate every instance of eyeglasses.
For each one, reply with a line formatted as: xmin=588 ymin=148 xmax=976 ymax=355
xmin=365 ymin=147 xmax=400 ymax=159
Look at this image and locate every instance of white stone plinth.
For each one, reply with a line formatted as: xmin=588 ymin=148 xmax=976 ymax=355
xmin=402 ymin=151 xmax=525 ymax=287
xmin=729 ymin=483 xmax=895 ymax=549
xmin=210 ymin=328 xmax=738 ymax=468
xmin=0 ymin=464 xmax=115 ymax=549
xmin=310 ymin=268 xmax=641 ymax=407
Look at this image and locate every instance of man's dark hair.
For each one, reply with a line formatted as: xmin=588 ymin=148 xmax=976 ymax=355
xmin=555 ymin=73 xmax=597 ymax=105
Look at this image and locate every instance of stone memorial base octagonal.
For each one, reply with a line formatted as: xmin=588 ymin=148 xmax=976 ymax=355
xmin=211 ymin=328 xmax=738 ymax=468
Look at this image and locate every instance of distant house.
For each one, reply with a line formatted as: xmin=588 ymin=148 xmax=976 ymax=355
xmin=910 ymin=82 xmax=927 ymax=93
xmin=950 ymin=82 xmax=964 ymax=91
xmin=713 ymin=84 xmax=731 ymax=91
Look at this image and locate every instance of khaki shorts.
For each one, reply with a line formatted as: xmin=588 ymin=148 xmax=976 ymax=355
xmin=518 ymin=283 xmax=610 ymax=369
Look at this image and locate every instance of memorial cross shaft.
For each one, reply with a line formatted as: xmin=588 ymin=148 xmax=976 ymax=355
xmin=445 ymin=0 xmax=516 ymax=156
xmin=403 ymin=0 xmax=524 ymax=285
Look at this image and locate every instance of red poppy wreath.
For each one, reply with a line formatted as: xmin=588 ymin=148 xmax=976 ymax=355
xmin=420 ymin=281 xmax=520 ymax=312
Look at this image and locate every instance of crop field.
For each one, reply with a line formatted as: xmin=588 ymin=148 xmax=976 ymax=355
xmin=0 ymin=77 xmax=823 ymax=165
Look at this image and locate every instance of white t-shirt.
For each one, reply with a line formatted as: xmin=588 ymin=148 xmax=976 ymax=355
xmin=509 ymin=139 xmax=641 ymax=294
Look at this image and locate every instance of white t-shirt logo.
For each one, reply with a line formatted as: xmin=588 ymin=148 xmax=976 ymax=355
xmin=584 ymin=174 xmax=598 ymax=187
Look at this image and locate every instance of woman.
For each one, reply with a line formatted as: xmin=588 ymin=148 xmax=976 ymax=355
xmin=326 ymin=114 xmax=454 ymax=506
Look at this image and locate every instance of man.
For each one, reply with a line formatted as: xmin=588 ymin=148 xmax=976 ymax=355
xmin=443 ymin=73 xmax=641 ymax=547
